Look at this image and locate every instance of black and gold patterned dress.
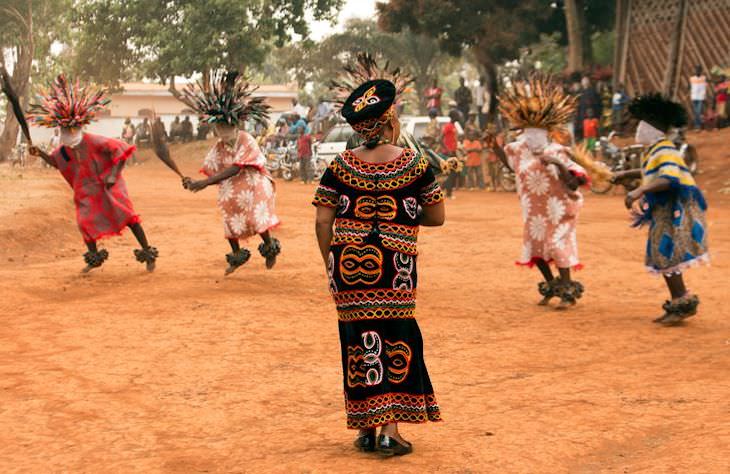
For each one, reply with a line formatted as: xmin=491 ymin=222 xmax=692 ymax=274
xmin=313 ymin=147 xmax=444 ymax=429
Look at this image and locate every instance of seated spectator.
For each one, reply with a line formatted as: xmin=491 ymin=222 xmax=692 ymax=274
xmin=170 ymin=116 xmax=182 ymax=142
xmin=197 ymin=119 xmax=210 ymax=140
xmin=181 ymin=116 xmax=194 ymax=142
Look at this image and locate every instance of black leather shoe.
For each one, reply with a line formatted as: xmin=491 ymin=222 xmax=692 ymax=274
xmin=353 ymin=432 xmax=376 ymax=452
xmin=377 ymin=434 xmax=413 ymax=457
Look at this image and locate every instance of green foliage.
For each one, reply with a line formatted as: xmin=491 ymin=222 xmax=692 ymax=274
xmin=378 ymin=0 xmax=616 ymax=70
xmin=269 ymin=18 xmax=451 ymax=113
xmin=69 ymin=0 xmax=344 ymax=86
xmin=527 ymin=33 xmax=568 ymax=75
xmin=591 ymin=30 xmax=615 ymax=67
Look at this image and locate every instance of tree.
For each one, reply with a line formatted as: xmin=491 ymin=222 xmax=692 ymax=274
xmin=0 ymin=0 xmax=71 ymax=162
xmin=270 ymin=18 xmax=447 ymax=113
xmin=564 ymin=0 xmax=587 ymax=72
xmin=378 ymin=0 xmax=552 ymax=118
xmin=70 ymin=0 xmax=345 ymax=89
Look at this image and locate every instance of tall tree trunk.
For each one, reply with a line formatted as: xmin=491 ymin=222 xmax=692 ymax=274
xmin=473 ymin=42 xmax=499 ymax=124
xmin=564 ymin=0 xmax=585 ymax=73
xmin=0 ymin=4 xmax=34 ymax=162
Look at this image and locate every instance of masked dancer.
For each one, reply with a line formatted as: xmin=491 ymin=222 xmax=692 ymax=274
xmin=490 ymin=77 xmax=589 ymax=309
xmin=180 ymin=72 xmax=281 ymax=275
xmin=315 ymin=57 xmax=445 ymax=456
xmin=27 ymin=74 xmax=158 ymax=273
xmin=613 ymin=94 xmax=708 ymax=325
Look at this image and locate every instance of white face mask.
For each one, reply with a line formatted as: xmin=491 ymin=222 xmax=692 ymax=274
xmin=60 ymin=128 xmax=83 ymax=147
xmin=522 ymin=128 xmax=549 ymax=153
xmin=215 ymin=124 xmax=237 ymax=141
xmin=635 ymin=120 xmax=665 ymax=145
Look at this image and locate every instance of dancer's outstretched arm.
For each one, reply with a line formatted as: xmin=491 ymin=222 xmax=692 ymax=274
xmin=540 ymin=155 xmax=586 ymax=191
xmin=187 ymin=166 xmax=241 ymax=192
xmin=28 ymin=146 xmax=57 ymax=169
xmin=625 ymin=177 xmax=671 ymax=209
xmin=612 ymin=169 xmax=643 ymax=183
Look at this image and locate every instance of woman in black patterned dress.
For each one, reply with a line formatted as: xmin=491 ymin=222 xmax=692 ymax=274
xmin=313 ymin=79 xmax=445 ymax=456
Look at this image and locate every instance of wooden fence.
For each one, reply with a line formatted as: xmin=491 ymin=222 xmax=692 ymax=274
xmin=613 ymin=0 xmax=730 ymax=104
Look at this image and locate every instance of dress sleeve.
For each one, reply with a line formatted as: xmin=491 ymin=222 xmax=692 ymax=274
xmin=644 ymin=150 xmax=687 ymax=187
xmin=558 ymin=145 xmax=589 ymax=182
xmin=105 ymin=137 xmax=136 ymax=165
xmin=312 ymin=162 xmax=340 ymax=208
xmin=417 ymin=158 xmax=445 ymax=206
xmin=232 ymin=131 xmax=267 ymax=173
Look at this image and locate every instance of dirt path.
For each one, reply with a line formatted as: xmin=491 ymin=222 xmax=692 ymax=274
xmin=0 ymin=150 xmax=728 ymax=473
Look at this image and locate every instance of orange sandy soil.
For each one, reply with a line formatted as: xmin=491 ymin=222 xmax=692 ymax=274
xmin=0 ymin=133 xmax=728 ymax=473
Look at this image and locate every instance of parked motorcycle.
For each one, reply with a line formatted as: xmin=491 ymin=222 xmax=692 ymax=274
xmin=590 ymin=133 xmax=643 ymax=194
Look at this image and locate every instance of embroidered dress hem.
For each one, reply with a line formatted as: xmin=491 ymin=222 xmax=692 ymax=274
xmin=345 ymin=392 xmax=442 ymax=430
xmin=515 ymin=257 xmax=584 ymax=271
xmin=224 ymin=219 xmax=281 ymax=240
xmin=82 ymin=214 xmax=141 ymax=243
xmin=646 ymin=252 xmax=710 ymax=275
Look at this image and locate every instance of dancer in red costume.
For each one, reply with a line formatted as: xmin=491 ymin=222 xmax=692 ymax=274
xmin=28 ymin=74 xmax=158 ymax=273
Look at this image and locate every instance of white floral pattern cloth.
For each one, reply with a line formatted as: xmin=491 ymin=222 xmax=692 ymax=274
xmin=201 ymin=131 xmax=280 ymax=239
xmin=505 ymin=140 xmax=587 ymax=269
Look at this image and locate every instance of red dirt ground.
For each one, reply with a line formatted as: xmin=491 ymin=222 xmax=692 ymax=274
xmin=0 ymin=132 xmax=728 ymax=473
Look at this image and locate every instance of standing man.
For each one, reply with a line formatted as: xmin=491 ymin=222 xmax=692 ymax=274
xmin=424 ymin=78 xmax=443 ymax=116
xmin=690 ymin=65 xmax=708 ymax=130
xmin=297 ymin=126 xmax=313 ymax=184
xmin=474 ymin=76 xmax=490 ymax=130
xmin=612 ymin=83 xmax=630 ymax=134
xmin=454 ymin=77 xmax=473 ymax=129
xmin=714 ymin=75 xmax=728 ymax=129
xmin=575 ymin=76 xmax=602 ymax=141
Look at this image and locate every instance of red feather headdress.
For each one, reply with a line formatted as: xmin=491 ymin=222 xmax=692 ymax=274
xmin=28 ymin=74 xmax=111 ymax=128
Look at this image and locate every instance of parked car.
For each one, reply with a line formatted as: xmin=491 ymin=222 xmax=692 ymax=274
xmin=401 ymin=115 xmax=464 ymax=141
xmin=312 ymin=122 xmax=352 ymax=166
xmin=313 ymin=116 xmax=464 ymax=166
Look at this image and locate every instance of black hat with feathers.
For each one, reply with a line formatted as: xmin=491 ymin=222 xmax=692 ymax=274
xmin=628 ymin=93 xmax=688 ymax=132
xmin=177 ymin=71 xmax=270 ymax=127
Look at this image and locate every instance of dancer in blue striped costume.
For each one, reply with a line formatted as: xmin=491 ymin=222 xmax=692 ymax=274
xmin=613 ymin=94 xmax=708 ymax=325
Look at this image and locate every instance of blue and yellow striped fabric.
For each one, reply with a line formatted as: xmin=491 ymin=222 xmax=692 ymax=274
xmin=641 ymin=140 xmax=696 ymax=188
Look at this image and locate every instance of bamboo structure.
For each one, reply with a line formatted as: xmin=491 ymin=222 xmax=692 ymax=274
xmin=613 ymin=0 xmax=730 ymax=103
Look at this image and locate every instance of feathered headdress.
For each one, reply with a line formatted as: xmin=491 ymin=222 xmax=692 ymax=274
xmin=28 ymin=74 xmax=110 ymax=128
xmin=329 ymin=52 xmax=413 ymax=108
xmin=628 ymin=93 xmax=688 ymax=132
xmin=498 ymin=75 xmax=577 ymax=131
xmin=177 ymin=71 xmax=270 ymax=126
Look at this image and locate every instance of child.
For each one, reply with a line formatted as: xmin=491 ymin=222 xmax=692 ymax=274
xmin=463 ymin=129 xmax=485 ymax=190
xmin=614 ymin=93 xmax=708 ymax=325
xmin=583 ymin=108 xmax=599 ymax=151
xmin=28 ymin=74 xmax=158 ymax=273
xmin=484 ymin=127 xmax=504 ymax=191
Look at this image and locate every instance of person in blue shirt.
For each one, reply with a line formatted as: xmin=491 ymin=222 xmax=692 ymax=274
xmin=288 ymin=114 xmax=311 ymax=135
xmin=612 ymin=84 xmax=630 ymax=134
